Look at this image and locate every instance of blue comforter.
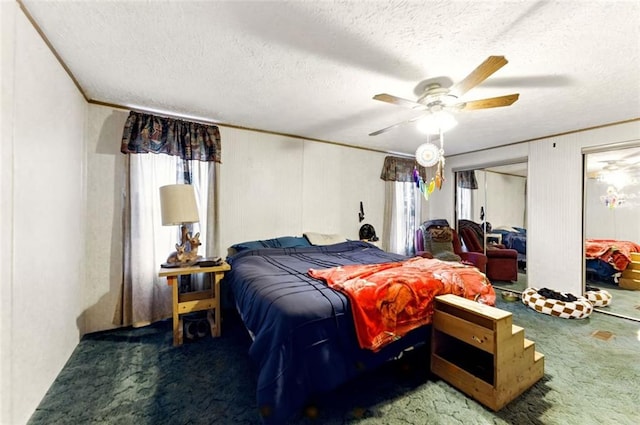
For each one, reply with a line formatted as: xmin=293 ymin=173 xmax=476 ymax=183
xmin=494 ymin=229 xmax=527 ymax=263
xmin=225 ymin=241 xmax=429 ymax=424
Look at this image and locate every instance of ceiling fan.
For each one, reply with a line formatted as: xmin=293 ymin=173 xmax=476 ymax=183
xmin=586 ymin=148 xmax=640 ymax=179
xmin=587 ymin=160 xmax=640 ymax=180
xmin=602 ymin=160 xmax=627 ymax=171
xmin=369 ymin=56 xmax=520 ymax=136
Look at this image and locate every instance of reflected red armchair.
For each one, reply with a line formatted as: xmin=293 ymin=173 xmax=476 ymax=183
xmin=459 ymin=227 xmax=518 ymax=282
xmin=451 ymin=228 xmax=488 ymax=274
xmin=415 ymin=228 xmax=487 ymax=274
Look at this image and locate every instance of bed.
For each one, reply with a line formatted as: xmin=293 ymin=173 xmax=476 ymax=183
xmin=492 ymin=226 xmax=527 ymax=267
xmin=225 ymin=239 xmax=495 ymax=423
xmin=585 ymin=239 xmax=640 ymax=283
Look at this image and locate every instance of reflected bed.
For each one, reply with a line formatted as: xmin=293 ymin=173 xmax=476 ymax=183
xmin=585 ymin=239 xmax=640 ymax=282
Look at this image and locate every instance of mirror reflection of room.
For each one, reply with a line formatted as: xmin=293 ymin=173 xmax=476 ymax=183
xmin=455 ymin=162 xmax=527 ymax=291
xmin=584 ymin=145 xmax=640 ymax=321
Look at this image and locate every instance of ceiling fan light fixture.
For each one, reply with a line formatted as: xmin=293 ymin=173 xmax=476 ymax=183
xmin=416 ymin=111 xmax=458 ymax=134
xmin=370 ymin=56 xmax=517 ymax=137
xmin=598 ymin=170 xmax=634 ymax=190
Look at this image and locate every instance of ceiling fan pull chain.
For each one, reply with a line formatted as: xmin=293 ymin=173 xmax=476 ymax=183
xmin=439 ymin=127 xmax=446 ymax=167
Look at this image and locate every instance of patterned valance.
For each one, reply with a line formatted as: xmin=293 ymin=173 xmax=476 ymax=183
xmin=380 ymin=156 xmax=426 ymax=182
xmin=121 ymin=111 xmax=221 ymax=162
xmin=457 ymin=170 xmax=478 ymax=189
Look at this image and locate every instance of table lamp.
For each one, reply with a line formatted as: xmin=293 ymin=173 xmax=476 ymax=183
xmin=159 ymin=184 xmax=199 ymax=266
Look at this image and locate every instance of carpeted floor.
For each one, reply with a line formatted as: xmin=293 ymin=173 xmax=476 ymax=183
xmin=29 ymin=294 xmax=640 ymax=425
xmin=585 ymin=277 xmax=640 ymax=321
xmin=492 ymin=271 xmax=640 ymax=322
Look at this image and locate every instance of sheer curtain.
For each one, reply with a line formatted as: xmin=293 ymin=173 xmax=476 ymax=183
xmin=380 ymin=156 xmax=425 ymax=256
xmin=383 ymin=181 xmax=422 ymax=255
xmin=456 ymin=170 xmax=478 ymax=221
xmin=114 ymin=111 xmax=220 ymax=328
xmin=457 ymin=186 xmax=473 ymax=220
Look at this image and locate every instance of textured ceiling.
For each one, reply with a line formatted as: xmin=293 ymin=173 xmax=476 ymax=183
xmin=20 ymin=0 xmax=640 ymax=156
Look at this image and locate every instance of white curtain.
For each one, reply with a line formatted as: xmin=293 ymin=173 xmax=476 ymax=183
xmin=383 ymin=181 xmax=422 ymax=255
xmin=115 ymin=154 xmax=217 ymax=328
xmin=457 ymin=185 xmax=473 ymax=220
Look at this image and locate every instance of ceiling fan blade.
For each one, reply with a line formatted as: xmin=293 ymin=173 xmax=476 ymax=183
xmin=458 ymin=93 xmax=520 ymax=110
xmin=449 ymin=56 xmax=509 ymax=97
xmin=373 ymin=93 xmax=427 ymax=110
xmin=369 ymin=116 xmax=423 ymax=136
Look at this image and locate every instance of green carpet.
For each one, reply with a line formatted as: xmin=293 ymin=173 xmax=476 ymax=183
xmin=29 ymin=296 xmax=640 ymax=425
xmin=586 ymin=277 xmax=640 ymax=321
xmin=492 ymin=272 xmax=640 ymax=322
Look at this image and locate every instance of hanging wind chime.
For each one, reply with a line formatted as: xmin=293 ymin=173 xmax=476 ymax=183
xmin=413 ymin=128 xmax=446 ymax=200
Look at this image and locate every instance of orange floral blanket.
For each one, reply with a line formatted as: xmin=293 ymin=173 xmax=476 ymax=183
xmin=308 ymin=257 xmax=495 ymax=351
xmin=585 ymin=239 xmax=640 ymax=271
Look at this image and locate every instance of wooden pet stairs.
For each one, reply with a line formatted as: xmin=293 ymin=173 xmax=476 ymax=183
xmin=619 ymin=252 xmax=640 ymax=290
xmin=431 ymin=294 xmax=544 ymax=411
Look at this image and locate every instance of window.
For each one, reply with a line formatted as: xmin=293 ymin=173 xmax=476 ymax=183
xmin=386 ymin=181 xmax=422 ymax=256
xmin=116 ymin=111 xmax=221 ymax=327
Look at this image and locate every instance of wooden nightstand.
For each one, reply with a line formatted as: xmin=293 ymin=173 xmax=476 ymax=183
xmin=159 ymin=262 xmax=231 ymax=346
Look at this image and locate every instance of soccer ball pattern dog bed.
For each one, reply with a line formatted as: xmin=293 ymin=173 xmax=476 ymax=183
xmin=522 ymin=287 xmax=593 ymax=319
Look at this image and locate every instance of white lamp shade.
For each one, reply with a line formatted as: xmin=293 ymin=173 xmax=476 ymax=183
xmin=159 ymin=184 xmax=199 ymax=225
xmin=416 ymin=111 xmax=458 ymax=134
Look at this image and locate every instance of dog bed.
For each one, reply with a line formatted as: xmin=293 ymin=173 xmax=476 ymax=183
xmin=522 ymin=287 xmax=593 ymax=319
xmin=584 ymin=286 xmax=613 ymax=307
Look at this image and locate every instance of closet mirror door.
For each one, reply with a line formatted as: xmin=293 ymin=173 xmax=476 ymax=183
xmin=455 ymin=162 xmax=528 ymax=292
xmin=584 ymin=145 xmax=640 ymax=321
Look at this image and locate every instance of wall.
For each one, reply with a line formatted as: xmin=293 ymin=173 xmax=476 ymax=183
xmin=527 ymin=137 xmax=584 ymax=294
xmin=485 ymin=172 xmax=526 ymax=229
xmin=219 ymin=127 xmax=387 ymax=252
xmin=82 ymin=107 xmax=129 ymax=334
xmin=470 ymin=170 xmax=526 ymax=228
xmin=301 ymin=140 xmax=386 ymax=241
xmin=0 ymin=2 xmax=15 ymax=422
xmin=428 ymin=121 xmax=640 ymax=294
xmin=1 ymin=3 xmax=88 ymax=424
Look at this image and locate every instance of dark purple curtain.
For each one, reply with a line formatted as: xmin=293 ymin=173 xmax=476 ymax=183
xmin=121 ymin=111 xmax=221 ymax=163
xmin=457 ymin=170 xmax=478 ymax=189
xmin=380 ymin=156 xmax=426 ymax=182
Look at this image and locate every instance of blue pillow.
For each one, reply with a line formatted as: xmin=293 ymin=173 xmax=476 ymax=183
xmin=230 ymin=240 xmax=267 ymax=251
xmin=267 ymin=236 xmax=312 ymax=248
xmin=231 ymin=236 xmax=311 ymax=252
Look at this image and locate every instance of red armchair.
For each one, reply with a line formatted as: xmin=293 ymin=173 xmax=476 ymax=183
xmin=458 ymin=227 xmax=518 ymax=282
xmin=452 ymin=228 xmax=488 ymax=273
xmin=415 ymin=227 xmax=487 ymax=274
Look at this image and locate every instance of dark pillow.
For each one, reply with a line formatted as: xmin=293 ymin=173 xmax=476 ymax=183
xmin=266 ymin=236 xmax=312 ymax=249
xmin=230 ymin=240 xmax=266 ymax=251
xmin=231 ymin=236 xmax=311 ymax=252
